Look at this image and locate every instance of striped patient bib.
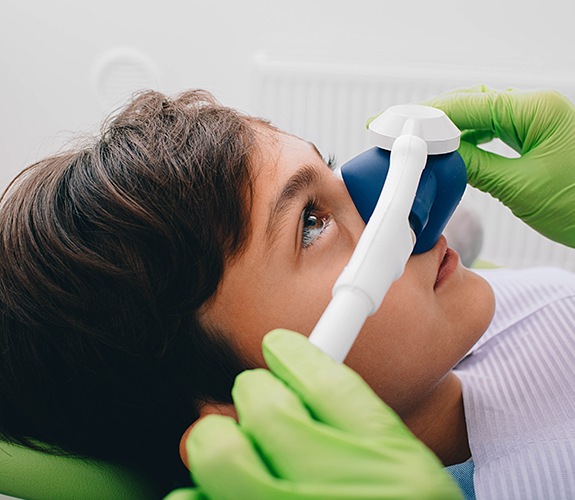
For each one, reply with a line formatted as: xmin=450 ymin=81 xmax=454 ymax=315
xmin=454 ymin=267 xmax=575 ymax=500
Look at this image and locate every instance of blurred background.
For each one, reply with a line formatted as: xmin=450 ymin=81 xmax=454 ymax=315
xmin=2 ymin=0 xmax=575 ymax=268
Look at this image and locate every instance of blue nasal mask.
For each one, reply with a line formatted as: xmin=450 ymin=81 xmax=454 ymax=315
xmin=341 ymin=145 xmax=467 ymax=254
xmin=309 ymin=104 xmax=467 ymax=363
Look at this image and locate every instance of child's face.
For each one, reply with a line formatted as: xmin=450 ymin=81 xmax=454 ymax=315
xmin=203 ymin=127 xmax=495 ymax=417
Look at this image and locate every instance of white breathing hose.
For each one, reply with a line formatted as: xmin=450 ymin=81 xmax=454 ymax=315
xmin=308 ymin=131 xmax=428 ymax=363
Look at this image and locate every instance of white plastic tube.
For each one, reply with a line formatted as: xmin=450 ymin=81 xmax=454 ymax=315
xmin=308 ymin=133 xmax=428 ymax=363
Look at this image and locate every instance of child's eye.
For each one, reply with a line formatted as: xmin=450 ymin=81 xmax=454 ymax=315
xmin=301 ymin=201 xmax=331 ymax=249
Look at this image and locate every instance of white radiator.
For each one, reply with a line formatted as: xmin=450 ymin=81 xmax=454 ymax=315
xmin=251 ymin=54 xmax=575 ymax=271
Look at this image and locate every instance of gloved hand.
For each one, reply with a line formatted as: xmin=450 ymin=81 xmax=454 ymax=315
xmin=166 ymin=329 xmax=461 ymax=500
xmin=424 ymin=85 xmax=575 ymax=248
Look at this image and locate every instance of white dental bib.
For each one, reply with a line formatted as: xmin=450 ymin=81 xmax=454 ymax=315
xmin=454 ymin=267 xmax=575 ymax=499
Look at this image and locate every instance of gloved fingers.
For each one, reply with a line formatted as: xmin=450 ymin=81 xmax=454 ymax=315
xmin=366 ymin=112 xmax=380 ymax=128
xmin=163 ymin=488 xmax=207 ymax=500
xmin=424 ymin=89 xmax=499 ymax=133
xmin=261 ymin=329 xmax=409 ymax=439
xmin=231 ymin=367 xmax=362 ymax=483
xmin=187 ymin=414 xmax=295 ymax=500
xmin=425 ymin=86 xmax=540 ymax=153
xmin=184 ymin=339 xmax=464 ymax=500
xmin=231 ymin=366 xmax=438 ymax=487
xmin=512 ymin=90 xmax=575 ymax=153
xmin=188 ymin=414 xmax=436 ymax=500
xmin=184 ymin=413 xmax=462 ymax=500
xmin=187 ymin=415 xmax=263 ymax=481
xmin=368 ymin=85 xmax=495 ymax=129
xmin=427 ymin=88 xmax=572 ymax=154
xmin=421 ymin=84 xmax=496 ymax=103
xmin=457 ymin=141 xmax=524 ymax=203
xmin=461 ymin=128 xmax=495 ymax=146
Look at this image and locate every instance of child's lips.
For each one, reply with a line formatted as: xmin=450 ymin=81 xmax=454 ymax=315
xmin=435 ymin=244 xmax=460 ymax=289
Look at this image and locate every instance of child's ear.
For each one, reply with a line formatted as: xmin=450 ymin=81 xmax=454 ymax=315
xmin=179 ymin=402 xmax=238 ymax=469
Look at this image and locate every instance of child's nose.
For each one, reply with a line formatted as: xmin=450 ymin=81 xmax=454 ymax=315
xmin=334 ymin=173 xmax=366 ymax=244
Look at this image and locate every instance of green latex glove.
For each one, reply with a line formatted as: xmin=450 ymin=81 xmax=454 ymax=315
xmin=170 ymin=329 xmax=461 ymax=500
xmin=164 ymin=488 xmax=205 ymax=500
xmin=424 ymin=85 xmax=575 ymax=248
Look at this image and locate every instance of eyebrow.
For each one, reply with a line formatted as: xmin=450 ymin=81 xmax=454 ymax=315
xmin=265 ymin=163 xmax=322 ymax=245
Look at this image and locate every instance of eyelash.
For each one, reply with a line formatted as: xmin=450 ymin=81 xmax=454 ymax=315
xmin=301 ymin=198 xmax=331 ymax=249
xmin=325 ymin=154 xmax=337 ymax=171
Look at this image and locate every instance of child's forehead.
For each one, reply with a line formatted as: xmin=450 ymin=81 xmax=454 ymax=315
xmin=252 ymin=126 xmax=321 ymax=164
xmin=247 ymin=129 xmax=327 ymax=209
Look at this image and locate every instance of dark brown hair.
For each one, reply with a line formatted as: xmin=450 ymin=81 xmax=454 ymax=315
xmin=0 ymin=90 xmax=262 ymax=491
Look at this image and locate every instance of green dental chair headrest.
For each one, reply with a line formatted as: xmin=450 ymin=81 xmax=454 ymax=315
xmin=0 ymin=440 xmax=158 ymax=499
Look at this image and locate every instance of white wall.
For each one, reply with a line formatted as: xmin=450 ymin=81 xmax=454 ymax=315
xmin=1 ymin=0 xmax=574 ymax=186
